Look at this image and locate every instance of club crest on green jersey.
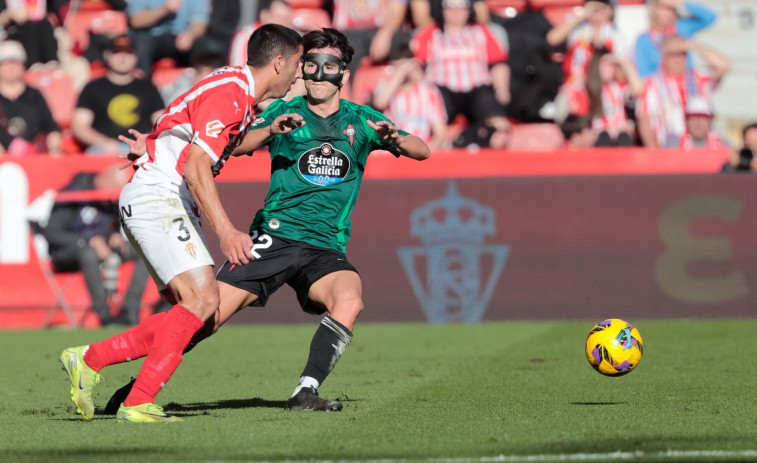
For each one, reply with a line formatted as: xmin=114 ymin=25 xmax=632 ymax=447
xmin=298 ymin=143 xmax=350 ymax=186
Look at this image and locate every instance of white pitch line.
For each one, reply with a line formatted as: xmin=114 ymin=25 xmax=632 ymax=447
xmin=434 ymin=450 xmax=757 ymax=462
xmin=205 ymin=450 xmax=757 ymax=463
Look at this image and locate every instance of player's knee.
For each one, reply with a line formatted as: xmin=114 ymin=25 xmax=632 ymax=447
xmin=334 ymin=296 xmax=363 ymax=321
xmin=182 ymin=285 xmax=220 ymax=320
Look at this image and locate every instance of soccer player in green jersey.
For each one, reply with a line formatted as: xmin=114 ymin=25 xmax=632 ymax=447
xmin=105 ymin=28 xmax=430 ymax=412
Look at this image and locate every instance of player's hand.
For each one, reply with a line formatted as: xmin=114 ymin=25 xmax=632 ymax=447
xmin=269 ymin=113 xmax=305 ymax=135
xmin=117 ymin=129 xmax=148 ymax=169
xmin=219 ymin=228 xmax=254 ymax=266
xmin=367 ymin=120 xmax=403 ymax=147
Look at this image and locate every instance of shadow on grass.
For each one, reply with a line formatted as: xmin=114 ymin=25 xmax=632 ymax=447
xmin=164 ymin=397 xmax=287 ymax=412
xmin=570 ymin=401 xmax=628 ymax=406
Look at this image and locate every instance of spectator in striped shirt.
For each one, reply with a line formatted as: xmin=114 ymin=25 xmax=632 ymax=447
xmin=329 ymin=0 xmax=410 ymax=71
xmin=636 ymin=35 xmax=729 ymax=148
xmin=547 ymin=0 xmax=618 ymax=87
xmin=372 ymin=39 xmax=448 ymax=150
xmin=411 ymin=0 xmax=510 ymax=148
xmin=679 ymin=96 xmax=726 ymax=150
xmin=589 ymin=52 xmax=642 ymax=147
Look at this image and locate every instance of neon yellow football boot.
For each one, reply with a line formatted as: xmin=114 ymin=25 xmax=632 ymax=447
xmin=59 ymin=346 xmax=101 ymax=420
xmin=116 ymin=402 xmax=182 ymax=423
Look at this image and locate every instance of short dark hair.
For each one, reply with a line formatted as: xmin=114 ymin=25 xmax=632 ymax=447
xmin=246 ymin=23 xmax=302 ymax=68
xmin=742 ymin=122 xmax=757 ymax=139
xmin=560 ymin=114 xmax=592 ymax=140
xmin=302 ymin=28 xmax=355 ymax=65
xmin=388 ymin=37 xmax=414 ymax=62
xmin=190 ymin=51 xmax=227 ymax=70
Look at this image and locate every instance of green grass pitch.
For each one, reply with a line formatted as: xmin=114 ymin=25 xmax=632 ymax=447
xmin=1 ymin=319 xmax=756 ymax=462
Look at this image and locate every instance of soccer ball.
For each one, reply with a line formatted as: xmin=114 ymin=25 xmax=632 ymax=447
xmin=585 ymin=319 xmax=643 ymax=377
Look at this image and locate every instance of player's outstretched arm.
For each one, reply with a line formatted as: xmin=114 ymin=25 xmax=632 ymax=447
xmin=184 ymin=144 xmax=254 ymax=266
xmin=367 ymin=120 xmax=430 ymax=160
xmin=231 ymin=113 xmax=306 ymax=156
xmin=117 ymin=129 xmax=149 ymax=169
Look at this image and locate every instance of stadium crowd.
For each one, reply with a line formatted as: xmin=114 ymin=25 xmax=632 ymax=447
xmin=0 ymin=0 xmax=749 ymax=156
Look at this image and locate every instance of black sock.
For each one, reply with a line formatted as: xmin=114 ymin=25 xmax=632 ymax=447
xmin=301 ymin=316 xmax=353 ymax=386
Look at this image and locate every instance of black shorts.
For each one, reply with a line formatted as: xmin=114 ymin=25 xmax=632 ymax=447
xmin=215 ymin=231 xmax=358 ymax=315
xmin=439 ymin=85 xmax=507 ymax=126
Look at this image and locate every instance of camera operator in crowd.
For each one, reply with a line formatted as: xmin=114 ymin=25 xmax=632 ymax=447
xmin=722 ymin=123 xmax=757 ymax=173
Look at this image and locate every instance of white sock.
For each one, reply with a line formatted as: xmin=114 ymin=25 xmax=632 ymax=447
xmin=291 ymin=376 xmax=320 ymax=397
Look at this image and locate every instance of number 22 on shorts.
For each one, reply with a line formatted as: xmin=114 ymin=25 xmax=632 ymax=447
xmin=249 ymin=230 xmax=272 ymax=258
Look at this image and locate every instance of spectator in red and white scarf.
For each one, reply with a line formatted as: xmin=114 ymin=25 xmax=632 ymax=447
xmin=679 ymin=96 xmax=726 ymax=150
xmin=636 ymin=35 xmax=729 ymax=148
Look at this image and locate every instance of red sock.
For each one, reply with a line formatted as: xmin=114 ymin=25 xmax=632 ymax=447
xmin=123 ymin=305 xmax=204 ymax=407
xmin=83 ymin=312 xmax=168 ymax=373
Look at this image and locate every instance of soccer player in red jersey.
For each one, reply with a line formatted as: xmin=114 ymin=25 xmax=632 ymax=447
xmin=58 ymin=24 xmax=304 ymax=423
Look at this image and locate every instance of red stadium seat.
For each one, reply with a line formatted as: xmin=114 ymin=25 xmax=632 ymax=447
xmin=291 ymin=8 xmax=331 ymax=32
xmin=287 ymin=0 xmax=324 ymax=8
xmin=24 ymin=69 xmax=77 ymax=129
xmin=78 ymin=0 xmax=114 ymax=11
xmin=64 ymin=10 xmax=129 ymax=52
xmin=542 ymin=5 xmax=582 ymax=25
xmin=506 ymin=123 xmax=565 ymax=150
xmin=152 ymin=67 xmax=189 ymax=90
xmin=350 ymin=64 xmax=391 ymax=106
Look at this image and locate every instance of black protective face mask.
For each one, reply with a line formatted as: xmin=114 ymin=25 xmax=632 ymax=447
xmin=301 ymin=52 xmax=346 ymax=88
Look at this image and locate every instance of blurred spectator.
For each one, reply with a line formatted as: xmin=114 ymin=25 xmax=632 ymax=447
xmin=412 ymin=0 xmax=489 ymax=29
xmin=547 ymin=0 xmax=618 ymax=86
xmin=327 ymin=0 xmax=410 ymax=70
xmin=589 ymin=52 xmax=642 ymax=146
xmin=636 ymin=36 xmax=729 ymax=148
xmin=72 ymin=35 xmax=164 ymax=155
xmin=42 ymin=167 xmax=151 ymax=326
xmin=679 ymin=96 xmax=726 ymax=150
xmin=53 ymin=25 xmax=91 ymax=92
xmin=159 ymin=51 xmax=226 ymax=104
xmin=0 ymin=41 xmax=61 ymax=156
xmin=0 ymin=0 xmax=58 ymax=66
xmin=634 ymin=0 xmax=716 ymax=78
xmin=372 ymin=39 xmax=447 ymax=150
xmin=492 ymin=2 xmax=562 ymax=122
xmin=722 ymin=123 xmax=757 ymax=173
xmin=127 ymin=0 xmax=211 ymax=77
xmin=196 ymin=0 xmax=241 ymax=55
xmin=744 ymin=124 xmax=757 ymax=154
xmin=412 ymin=0 xmax=510 ymax=148
xmin=561 ymin=114 xmax=595 ymax=148
xmin=229 ymin=0 xmax=294 ymax=68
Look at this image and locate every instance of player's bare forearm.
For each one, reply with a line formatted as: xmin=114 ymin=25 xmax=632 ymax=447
xmin=184 ymin=146 xmax=233 ymax=234
xmin=230 ymin=127 xmax=271 ymax=156
xmin=232 ymin=114 xmax=305 ymax=156
xmin=184 ymin=144 xmax=253 ymax=264
xmin=396 ymin=134 xmax=431 ymax=160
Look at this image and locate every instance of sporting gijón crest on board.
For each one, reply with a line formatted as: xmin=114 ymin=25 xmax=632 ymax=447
xmin=343 ymin=124 xmax=355 ymax=147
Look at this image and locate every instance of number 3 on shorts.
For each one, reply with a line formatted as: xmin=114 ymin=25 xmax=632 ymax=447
xmin=250 ymin=230 xmax=272 ymax=258
xmin=173 ymin=217 xmax=191 ymax=242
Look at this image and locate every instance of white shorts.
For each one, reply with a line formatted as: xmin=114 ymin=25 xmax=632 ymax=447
xmin=119 ymin=182 xmax=214 ymax=290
